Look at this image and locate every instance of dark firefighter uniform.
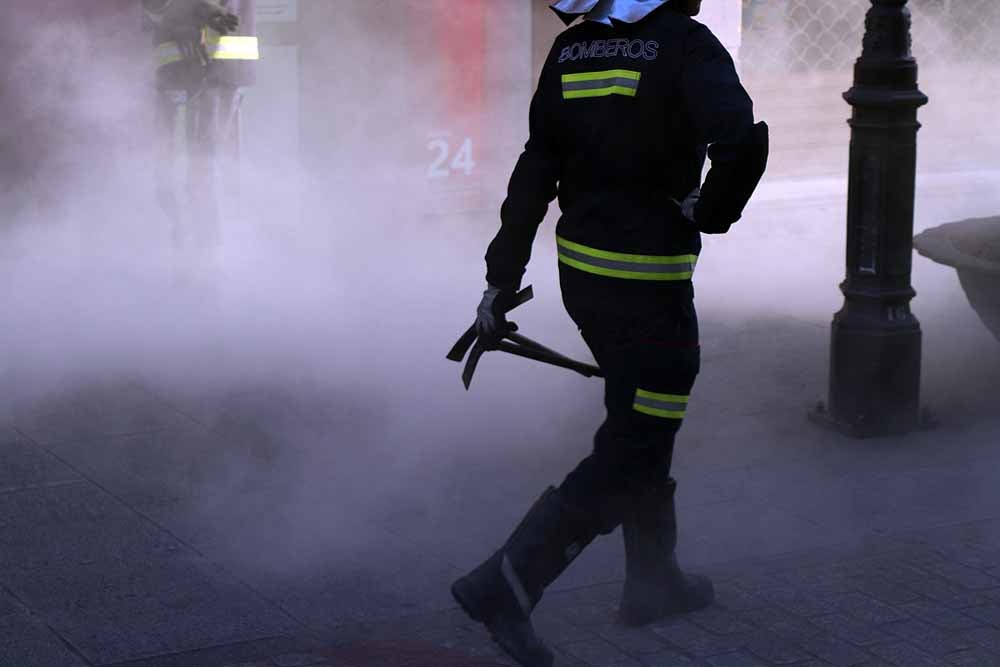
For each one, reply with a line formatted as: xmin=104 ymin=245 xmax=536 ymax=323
xmin=452 ymin=2 xmax=768 ymax=666
xmin=143 ymin=0 xmax=258 ymax=252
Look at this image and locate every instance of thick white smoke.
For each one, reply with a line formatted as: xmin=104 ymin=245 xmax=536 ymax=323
xmin=1 ymin=0 xmax=997 ymax=583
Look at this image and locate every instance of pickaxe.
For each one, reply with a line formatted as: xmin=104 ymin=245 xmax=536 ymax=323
xmin=447 ymin=285 xmax=604 ymax=389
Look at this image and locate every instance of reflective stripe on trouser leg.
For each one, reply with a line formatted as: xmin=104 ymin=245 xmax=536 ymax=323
xmin=633 ymin=389 xmax=689 ymax=422
xmin=556 ymin=310 xmax=700 ymax=524
xmin=154 ymin=41 xmax=184 ymax=67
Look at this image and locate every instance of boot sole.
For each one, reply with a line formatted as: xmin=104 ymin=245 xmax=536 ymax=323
xmin=451 ymin=578 xmax=487 ymax=623
xmin=451 ymin=580 xmax=553 ymax=667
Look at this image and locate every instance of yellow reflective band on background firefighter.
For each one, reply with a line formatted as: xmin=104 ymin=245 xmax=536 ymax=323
xmin=155 ymin=41 xmax=184 ymax=67
xmin=206 ymin=35 xmax=260 ymax=61
xmin=556 ymin=236 xmax=697 ymax=281
xmin=562 ymin=69 xmax=640 ymax=99
xmin=633 ymin=389 xmax=689 ymax=420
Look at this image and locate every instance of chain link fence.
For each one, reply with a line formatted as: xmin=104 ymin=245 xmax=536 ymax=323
xmin=741 ymin=0 xmax=1000 ymax=72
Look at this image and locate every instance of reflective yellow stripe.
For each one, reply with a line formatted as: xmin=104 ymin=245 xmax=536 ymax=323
xmin=206 ymin=35 xmax=260 ymax=61
xmin=633 ymin=389 xmax=689 ymax=420
xmin=556 ymin=236 xmax=697 ymax=281
xmin=562 ymin=69 xmax=640 ymax=100
xmin=154 ymin=41 xmax=184 ymax=67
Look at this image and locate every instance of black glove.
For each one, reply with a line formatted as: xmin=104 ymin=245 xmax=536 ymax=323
xmin=208 ymin=10 xmax=239 ymax=35
xmin=160 ymin=1 xmax=238 ymax=44
xmin=194 ymin=1 xmax=239 ymax=34
xmin=475 ymin=285 xmax=519 ymax=350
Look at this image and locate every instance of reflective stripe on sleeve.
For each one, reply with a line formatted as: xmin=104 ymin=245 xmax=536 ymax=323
xmin=633 ymin=389 xmax=689 ymax=420
xmin=154 ymin=41 xmax=184 ymax=67
xmin=562 ymin=69 xmax=640 ymax=99
xmin=206 ymin=35 xmax=260 ymax=61
xmin=556 ymin=236 xmax=697 ymax=281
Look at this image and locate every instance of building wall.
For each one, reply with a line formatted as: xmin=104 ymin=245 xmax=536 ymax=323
xmin=740 ymin=0 xmax=1000 ymax=179
xmin=742 ymin=0 xmax=1000 ymax=73
xmin=0 ymin=1 xmax=143 ymax=221
xmin=238 ymin=0 xmax=999 ymax=223
xmin=289 ymin=0 xmax=532 ymax=219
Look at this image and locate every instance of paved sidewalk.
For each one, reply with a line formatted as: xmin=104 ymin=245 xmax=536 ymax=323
xmin=2 ymin=312 xmax=998 ymax=667
xmin=4 ymin=430 xmax=999 ymax=667
xmin=355 ymin=518 xmax=1000 ymax=667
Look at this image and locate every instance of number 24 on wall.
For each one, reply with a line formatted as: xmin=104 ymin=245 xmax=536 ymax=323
xmin=427 ymin=137 xmax=476 ymax=178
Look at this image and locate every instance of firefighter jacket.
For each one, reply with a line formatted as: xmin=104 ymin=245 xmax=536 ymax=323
xmin=485 ymin=5 xmax=769 ymax=317
xmin=146 ymin=0 xmax=259 ymax=91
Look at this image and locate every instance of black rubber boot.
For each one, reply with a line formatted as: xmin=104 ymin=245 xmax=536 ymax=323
xmin=619 ymin=477 xmax=714 ymax=626
xmin=452 ymin=487 xmax=596 ymax=667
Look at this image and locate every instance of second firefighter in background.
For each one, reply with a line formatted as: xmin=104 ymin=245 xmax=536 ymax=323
xmin=143 ymin=0 xmax=258 ymax=260
xmin=453 ymin=1 xmax=769 ymax=666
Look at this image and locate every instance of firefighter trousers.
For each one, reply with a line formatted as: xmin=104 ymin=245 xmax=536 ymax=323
xmin=155 ymin=84 xmax=242 ymax=251
xmin=557 ymin=293 xmax=700 ymax=534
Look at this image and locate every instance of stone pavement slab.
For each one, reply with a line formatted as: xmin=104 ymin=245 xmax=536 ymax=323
xmin=4 ymin=553 xmax=303 ymax=665
xmin=12 ymin=382 xmax=196 ymax=446
xmin=0 ymin=441 xmax=996 ymax=667
xmin=100 ymin=637 xmax=313 ymax=667
xmin=0 ymin=481 xmax=182 ymax=571
xmin=0 ymin=590 xmax=90 ymax=667
xmin=0 ymin=432 xmax=82 ymax=492
xmin=322 ymin=640 xmax=509 ymax=667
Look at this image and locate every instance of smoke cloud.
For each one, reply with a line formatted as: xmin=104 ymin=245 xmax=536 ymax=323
xmin=1 ymin=0 xmax=998 ymax=587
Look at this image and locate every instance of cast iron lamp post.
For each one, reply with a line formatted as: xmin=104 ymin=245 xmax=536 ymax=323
xmin=812 ymin=0 xmax=929 ymax=437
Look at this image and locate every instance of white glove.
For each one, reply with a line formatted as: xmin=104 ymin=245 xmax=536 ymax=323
xmin=671 ymin=187 xmax=700 ymax=224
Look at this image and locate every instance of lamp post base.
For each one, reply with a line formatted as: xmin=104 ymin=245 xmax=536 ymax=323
xmin=809 ymin=401 xmax=937 ymax=439
xmin=814 ymin=314 xmax=926 ymax=438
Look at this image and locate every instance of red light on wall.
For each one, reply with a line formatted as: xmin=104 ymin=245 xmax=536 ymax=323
xmin=415 ymin=0 xmax=489 ymax=214
xmin=430 ymin=0 xmax=487 ymax=124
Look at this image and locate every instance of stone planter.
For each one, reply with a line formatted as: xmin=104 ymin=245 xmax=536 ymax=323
xmin=914 ymin=216 xmax=1000 ymax=341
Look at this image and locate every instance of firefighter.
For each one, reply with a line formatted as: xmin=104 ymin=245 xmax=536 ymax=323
xmin=143 ymin=0 xmax=257 ymax=257
xmin=451 ymin=1 xmax=769 ymax=665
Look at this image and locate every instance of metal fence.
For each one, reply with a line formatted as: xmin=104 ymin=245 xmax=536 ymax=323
xmin=741 ymin=0 xmax=1000 ymax=72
